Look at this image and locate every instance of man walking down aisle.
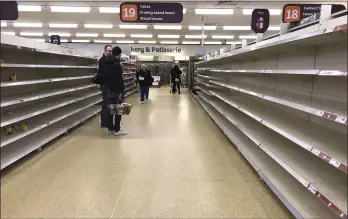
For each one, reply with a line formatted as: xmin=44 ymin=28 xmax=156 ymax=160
xmin=105 ymin=46 xmax=127 ymax=136
xmin=136 ymin=64 xmax=153 ymax=104
xmin=171 ymin=65 xmax=182 ymax=94
xmin=98 ymin=45 xmax=113 ymax=128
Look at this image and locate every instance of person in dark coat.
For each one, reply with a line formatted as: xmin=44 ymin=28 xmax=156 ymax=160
xmin=98 ymin=45 xmax=112 ymax=128
xmin=136 ymin=64 xmax=153 ymax=103
xmin=171 ymin=65 xmax=182 ymax=94
xmin=104 ymin=46 xmax=126 ymax=135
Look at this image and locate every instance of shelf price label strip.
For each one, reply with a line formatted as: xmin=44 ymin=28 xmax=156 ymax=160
xmin=199 ymin=94 xmax=348 ymax=218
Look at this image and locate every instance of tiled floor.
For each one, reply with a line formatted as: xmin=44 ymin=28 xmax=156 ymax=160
xmin=1 ymin=88 xmax=293 ymax=218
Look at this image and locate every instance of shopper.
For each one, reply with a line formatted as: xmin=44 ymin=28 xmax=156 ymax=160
xmin=105 ymin=46 xmax=126 ymax=136
xmin=171 ymin=65 xmax=182 ymax=94
xmin=136 ymin=64 xmax=153 ymax=104
xmin=98 ymin=45 xmax=112 ymax=128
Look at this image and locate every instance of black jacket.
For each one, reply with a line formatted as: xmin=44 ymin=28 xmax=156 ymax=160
xmin=171 ymin=67 xmax=182 ymax=82
xmin=98 ymin=54 xmax=108 ymax=85
xmin=136 ymin=69 xmax=153 ymax=87
xmin=104 ymin=56 xmax=125 ymax=93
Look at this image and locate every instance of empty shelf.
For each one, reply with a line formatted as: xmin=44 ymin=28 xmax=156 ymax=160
xmin=1 ymin=75 xmax=94 ymax=87
xmin=1 ymin=63 xmax=97 ymax=69
xmin=209 ymin=90 xmax=347 ymax=174
xmin=1 ymin=96 xmax=102 ymax=147
xmin=1 ymin=84 xmax=97 ymax=107
xmin=199 ymin=93 xmax=347 ymax=217
xmin=1 ymin=90 xmax=101 ymax=127
xmin=194 ymin=92 xmax=337 ymax=218
xmin=1 ymin=105 xmax=101 ymax=169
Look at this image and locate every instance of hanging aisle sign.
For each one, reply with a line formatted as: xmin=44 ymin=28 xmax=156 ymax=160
xmin=0 ymin=1 xmax=18 ymax=20
xmin=282 ymin=4 xmax=346 ymax=23
xmin=251 ymin=9 xmax=270 ymax=33
xmin=120 ymin=2 xmax=183 ymax=23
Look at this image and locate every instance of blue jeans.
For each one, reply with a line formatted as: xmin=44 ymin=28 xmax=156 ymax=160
xmin=140 ymin=86 xmax=149 ymax=102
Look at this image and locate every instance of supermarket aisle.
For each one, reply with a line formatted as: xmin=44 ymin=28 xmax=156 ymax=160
xmin=1 ymin=88 xmax=292 ymax=218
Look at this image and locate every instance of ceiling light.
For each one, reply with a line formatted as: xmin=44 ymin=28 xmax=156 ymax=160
xmin=204 ymin=41 xmax=222 ymax=45
xmin=84 ymin=24 xmax=113 ymax=29
xmin=183 ymin=8 xmax=187 ymax=14
xmin=185 ymin=35 xmax=207 ymax=39
xmin=212 ymin=35 xmax=234 ymax=39
xmin=60 ymin=39 xmax=68 ymax=43
xmin=72 ymin=39 xmax=90 ymax=43
xmin=138 ymin=41 xmax=156 ymax=44
xmin=189 ymin=25 xmax=216 ymax=30
xmin=195 ymin=8 xmax=233 ymax=15
xmin=76 ymin=33 xmax=98 ymax=37
xmin=18 ymin=5 xmax=42 ymax=12
xmin=116 ymin=40 xmax=134 ymax=43
xmin=51 ymin=6 xmax=90 ymax=13
xmin=223 ymin=26 xmax=251 ymax=30
xmin=182 ymin=41 xmax=200 ymax=44
xmin=99 ymin=7 xmax=120 ymax=13
xmin=48 ymin=23 xmax=78 ymax=28
xmin=158 ymin=35 xmax=180 ymax=38
xmin=243 ymin=8 xmax=281 ymax=15
xmin=94 ymin=39 xmax=112 ymax=43
xmin=13 ymin=22 xmax=42 ymax=27
xmin=1 ymin=32 xmax=15 ymax=36
xmin=20 ymin=32 xmax=43 ymax=36
xmin=226 ymin=41 xmax=242 ymax=44
xmin=1 ymin=21 xmax=7 ymax=27
xmin=119 ymin=24 xmax=147 ymax=29
xmin=160 ymin=41 xmax=178 ymax=44
xmin=239 ymin=35 xmax=257 ymax=39
xmin=268 ymin=26 xmax=280 ymax=30
xmin=48 ymin=32 xmax=71 ymax=37
xmin=154 ymin=25 xmax=182 ymax=30
xmin=130 ymin=34 xmax=153 ymax=38
xmin=103 ymin=33 xmax=125 ymax=37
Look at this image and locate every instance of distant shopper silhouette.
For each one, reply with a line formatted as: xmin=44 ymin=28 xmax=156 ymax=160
xmin=171 ymin=65 xmax=182 ymax=94
xmin=136 ymin=64 xmax=153 ymax=104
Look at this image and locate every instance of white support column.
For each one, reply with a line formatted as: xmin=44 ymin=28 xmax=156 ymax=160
xmin=280 ymin=22 xmax=290 ymax=35
xmin=242 ymin=39 xmax=248 ymax=47
xmin=320 ymin=5 xmax=332 ymax=23
xmin=256 ymin=33 xmax=264 ymax=43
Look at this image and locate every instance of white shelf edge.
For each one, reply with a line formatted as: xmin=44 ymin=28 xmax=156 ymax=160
xmin=1 ymin=75 xmax=94 ymax=87
xmin=198 ymin=92 xmax=347 ymax=218
xmin=210 ymin=80 xmax=347 ymax=126
xmin=1 ymin=98 xmax=102 ymax=147
xmin=202 ymin=69 xmax=347 ymax=76
xmin=1 ymin=84 xmax=97 ymax=107
xmin=1 ymin=91 xmax=101 ymax=127
xmin=1 ymin=63 xmax=97 ymax=69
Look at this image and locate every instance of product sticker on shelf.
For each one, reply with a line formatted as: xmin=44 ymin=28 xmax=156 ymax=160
xmin=329 ymin=159 xmax=340 ymax=168
xmin=308 ymin=184 xmax=317 ymax=195
xmin=311 ymin=148 xmax=321 ymax=156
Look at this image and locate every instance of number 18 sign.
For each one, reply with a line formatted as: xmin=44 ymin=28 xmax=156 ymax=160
xmin=120 ymin=2 xmax=183 ymax=23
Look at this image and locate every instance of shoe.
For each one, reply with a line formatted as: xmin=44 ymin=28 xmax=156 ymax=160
xmin=141 ymin=101 xmax=145 ymax=104
xmin=108 ymin=130 xmax=115 ymax=135
xmin=114 ymin=130 xmax=127 ymax=136
xmin=146 ymin=99 xmax=150 ymax=103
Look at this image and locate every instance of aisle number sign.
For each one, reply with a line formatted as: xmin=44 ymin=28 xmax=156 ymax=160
xmin=120 ymin=2 xmax=183 ymax=23
xmin=0 ymin=1 xmax=18 ymax=20
xmin=251 ymin=9 xmax=270 ymax=33
xmin=282 ymin=4 xmax=346 ymax=23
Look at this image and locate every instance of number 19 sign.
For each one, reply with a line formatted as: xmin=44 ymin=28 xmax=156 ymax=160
xmin=120 ymin=2 xmax=183 ymax=23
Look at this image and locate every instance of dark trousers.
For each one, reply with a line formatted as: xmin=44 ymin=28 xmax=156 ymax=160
xmin=100 ymin=84 xmax=108 ymax=127
xmin=107 ymin=90 xmax=123 ymax=132
xmin=172 ymin=81 xmax=181 ymax=94
xmin=140 ymin=86 xmax=150 ymax=101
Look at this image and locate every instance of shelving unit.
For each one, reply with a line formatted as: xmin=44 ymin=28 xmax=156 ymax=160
xmin=193 ymin=12 xmax=347 ymax=219
xmin=0 ymin=34 xmax=136 ymax=169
